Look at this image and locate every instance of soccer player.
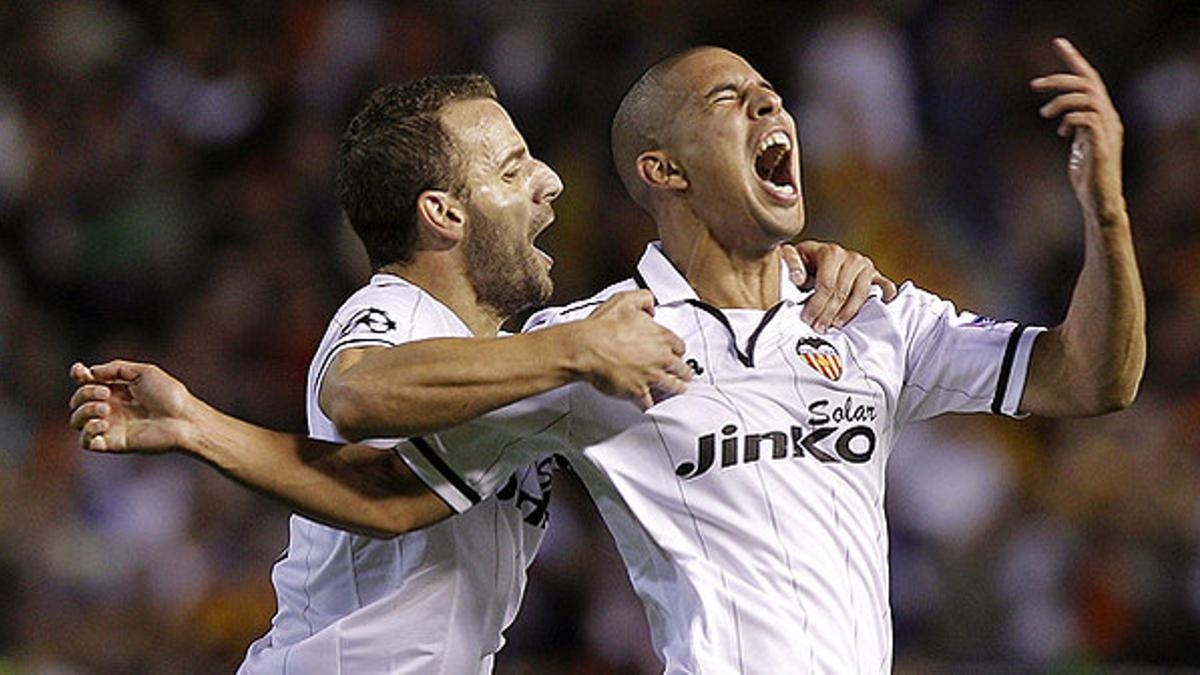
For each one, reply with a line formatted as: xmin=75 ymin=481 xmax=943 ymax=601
xmin=75 ymin=39 xmax=1141 ymax=672
xmin=71 ymin=73 xmax=892 ymax=673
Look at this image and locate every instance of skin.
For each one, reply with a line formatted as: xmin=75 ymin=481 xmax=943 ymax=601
xmin=67 ymin=76 xmax=905 ymax=536
xmin=636 ymin=44 xmax=1142 ymax=415
xmin=1019 ymin=38 xmax=1145 ymax=414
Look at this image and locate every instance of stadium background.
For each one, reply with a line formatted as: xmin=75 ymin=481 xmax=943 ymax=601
xmin=1 ymin=1 xmax=1198 ymax=672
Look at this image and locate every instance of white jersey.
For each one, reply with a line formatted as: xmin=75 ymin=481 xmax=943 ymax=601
xmin=240 ymin=273 xmax=552 ymax=675
xmin=401 ymin=242 xmax=1044 ymax=674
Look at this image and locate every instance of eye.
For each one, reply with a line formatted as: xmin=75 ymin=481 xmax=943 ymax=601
xmin=502 ymin=167 xmax=520 ymax=182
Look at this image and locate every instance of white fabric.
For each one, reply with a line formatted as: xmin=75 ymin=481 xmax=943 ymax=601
xmin=239 ymin=274 xmax=550 ymax=675
xmin=401 ymin=242 xmax=1044 ymax=674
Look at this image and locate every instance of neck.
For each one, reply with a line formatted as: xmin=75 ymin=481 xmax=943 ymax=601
xmin=379 ymin=255 xmax=505 ymax=337
xmin=659 ymin=218 xmax=781 ymax=310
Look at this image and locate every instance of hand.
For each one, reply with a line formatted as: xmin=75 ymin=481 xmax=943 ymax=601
xmin=1031 ymin=37 xmax=1125 ymax=222
xmin=575 ymin=290 xmax=693 ymax=409
xmin=69 ymin=360 xmax=195 ymax=453
xmin=784 ymin=241 xmax=897 ymax=332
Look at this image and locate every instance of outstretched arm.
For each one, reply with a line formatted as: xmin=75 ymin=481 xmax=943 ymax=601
xmin=70 ymin=361 xmax=451 ymax=537
xmin=1020 ymin=37 xmax=1146 ymax=416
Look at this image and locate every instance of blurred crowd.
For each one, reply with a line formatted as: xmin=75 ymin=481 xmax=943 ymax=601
xmin=0 ymin=1 xmax=1197 ymax=672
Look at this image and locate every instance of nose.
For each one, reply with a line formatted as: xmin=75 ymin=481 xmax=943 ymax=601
xmin=748 ymin=86 xmax=782 ymax=120
xmin=533 ymin=161 xmax=563 ymax=204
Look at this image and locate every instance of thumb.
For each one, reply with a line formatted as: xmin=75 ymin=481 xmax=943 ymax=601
xmin=782 ymin=244 xmax=807 ymax=287
xmin=70 ymin=362 xmax=95 ymax=384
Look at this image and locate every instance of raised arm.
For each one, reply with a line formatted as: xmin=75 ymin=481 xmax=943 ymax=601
xmin=1020 ymin=37 xmax=1146 ymax=416
xmin=70 ymin=361 xmax=451 ymax=537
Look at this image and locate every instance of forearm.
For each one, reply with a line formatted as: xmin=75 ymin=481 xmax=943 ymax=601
xmin=324 ymin=324 xmax=589 ymax=440
xmin=1023 ymin=206 xmax=1146 ymax=415
xmin=181 ymin=399 xmax=450 ymax=536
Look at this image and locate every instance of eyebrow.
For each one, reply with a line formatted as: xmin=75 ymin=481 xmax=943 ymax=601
xmin=703 ymin=79 xmax=776 ymax=99
xmin=497 ymin=146 xmax=527 ymax=170
xmin=704 ymin=82 xmax=739 ymax=99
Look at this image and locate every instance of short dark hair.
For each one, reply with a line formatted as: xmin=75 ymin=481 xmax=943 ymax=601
xmin=611 ymin=47 xmax=710 ymax=211
xmin=335 ymin=74 xmax=498 ymax=269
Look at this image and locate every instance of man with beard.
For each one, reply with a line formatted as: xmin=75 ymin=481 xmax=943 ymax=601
xmin=271 ymin=41 xmax=1141 ymax=672
xmin=71 ymin=72 xmax=891 ymax=673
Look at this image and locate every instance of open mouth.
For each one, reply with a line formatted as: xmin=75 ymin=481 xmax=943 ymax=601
xmin=753 ymin=129 xmax=797 ymax=202
xmin=530 ymin=216 xmax=554 ymax=269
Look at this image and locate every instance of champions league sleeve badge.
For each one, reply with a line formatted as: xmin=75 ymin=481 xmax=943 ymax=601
xmin=797 ymin=336 xmax=843 ymax=381
xmin=339 ymin=307 xmax=398 ymax=338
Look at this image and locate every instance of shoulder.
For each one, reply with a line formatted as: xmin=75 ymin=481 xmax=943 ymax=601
xmin=333 ymin=277 xmax=424 ymax=322
xmin=522 ymin=278 xmax=639 ymax=332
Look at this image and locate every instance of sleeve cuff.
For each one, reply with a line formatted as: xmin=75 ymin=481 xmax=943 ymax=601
xmin=394 ymin=436 xmax=481 ymax=514
xmin=992 ymin=325 xmax=1046 ymax=418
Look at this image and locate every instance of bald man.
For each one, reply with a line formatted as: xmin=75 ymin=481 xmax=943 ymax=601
xmin=73 ymin=41 xmax=1142 ymax=673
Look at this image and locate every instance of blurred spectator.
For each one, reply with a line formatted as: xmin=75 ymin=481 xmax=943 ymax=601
xmin=2 ymin=1 xmax=1196 ymax=672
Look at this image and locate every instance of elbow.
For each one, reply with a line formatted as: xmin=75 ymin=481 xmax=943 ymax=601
xmin=324 ymin=393 xmax=372 ymax=443
xmin=323 ymin=380 xmax=426 ymax=441
xmin=1079 ymin=375 xmax=1142 ymax=416
xmin=1103 ymin=376 xmax=1142 ymax=413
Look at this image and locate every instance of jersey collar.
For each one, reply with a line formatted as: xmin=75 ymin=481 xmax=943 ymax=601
xmin=633 ymin=241 xmax=812 ymax=306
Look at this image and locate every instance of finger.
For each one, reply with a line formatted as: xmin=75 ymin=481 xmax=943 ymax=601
xmin=1029 ymin=74 xmax=1091 ymax=93
xmin=801 ymin=259 xmax=845 ymax=332
xmin=70 ymin=362 xmax=96 ymax=384
xmin=1040 ymin=93 xmax=1096 ymax=119
xmin=816 ymin=257 xmax=864 ymax=330
xmin=636 ymin=391 xmax=654 ymax=411
xmin=781 ymin=244 xmax=806 ymax=287
xmin=87 ymin=359 xmax=149 ymax=384
xmin=625 ymin=289 xmax=655 ymax=315
xmin=874 ymin=273 xmax=898 ymax=302
xmin=70 ymin=401 xmax=110 ymax=429
xmin=1053 ymin=37 xmax=1099 ymax=80
xmin=81 ymin=418 xmax=110 ymax=451
xmin=665 ymin=357 xmax=695 ymax=382
xmin=653 ymin=374 xmax=688 ymax=396
xmin=69 ymin=384 xmax=111 ymax=410
xmin=1061 ymin=111 xmax=1102 ymax=134
xmin=833 ymin=267 xmax=876 ymax=328
xmin=663 ymin=329 xmax=686 ymax=356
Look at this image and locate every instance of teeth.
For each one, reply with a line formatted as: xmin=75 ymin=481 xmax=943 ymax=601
xmin=758 ymin=130 xmax=791 ymax=153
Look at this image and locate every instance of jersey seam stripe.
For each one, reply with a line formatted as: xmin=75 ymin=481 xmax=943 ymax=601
xmin=905 ymin=382 xmax=990 ymax=400
xmin=411 ymin=436 xmax=482 ymax=504
xmin=777 ymin=345 xmax=819 ymax=666
xmin=690 ymin=306 xmax=748 ymax=670
xmin=991 ymin=323 xmax=1028 ymax=414
xmin=480 ymin=412 xmax=571 ymax=479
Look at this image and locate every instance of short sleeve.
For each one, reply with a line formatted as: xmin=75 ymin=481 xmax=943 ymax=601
xmin=309 ymin=284 xmax=426 ymax=404
xmin=393 ymin=386 xmax=574 ymax=513
xmin=893 ymin=283 xmax=1045 ymax=426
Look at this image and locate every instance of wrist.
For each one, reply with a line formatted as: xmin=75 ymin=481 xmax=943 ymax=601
xmin=176 ymin=393 xmax=213 ymax=458
xmin=1084 ymin=195 xmax=1129 ymax=229
xmin=556 ymin=322 xmax=600 ymax=383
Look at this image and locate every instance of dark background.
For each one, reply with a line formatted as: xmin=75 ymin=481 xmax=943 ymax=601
xmin=1 ymin=1 xmax=1198 ymax=672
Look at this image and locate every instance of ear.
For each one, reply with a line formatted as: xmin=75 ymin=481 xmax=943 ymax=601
xmin=636 ymin=151 xmax=689 ymax=193
xmin=415 ymin=189 xmax=467 ymax=250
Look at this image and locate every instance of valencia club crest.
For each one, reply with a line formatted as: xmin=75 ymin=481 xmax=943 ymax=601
xmin=797 ymin=336 xmax=843 ymax=381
